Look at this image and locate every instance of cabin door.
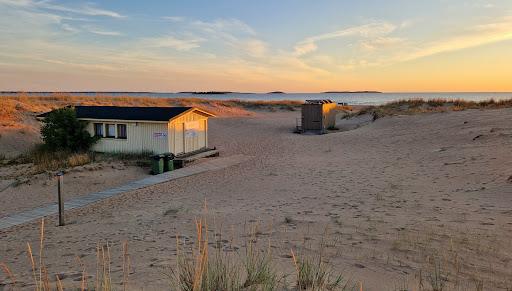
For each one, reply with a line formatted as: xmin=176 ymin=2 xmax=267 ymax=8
xmin=173 ymin=123 xmax=185 ymax=154
xmin=184 ymin=121 xmax=201 ymax=153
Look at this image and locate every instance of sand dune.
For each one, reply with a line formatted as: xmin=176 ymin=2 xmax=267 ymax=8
xmin=0 ymin=107 xmax=511 ymax=290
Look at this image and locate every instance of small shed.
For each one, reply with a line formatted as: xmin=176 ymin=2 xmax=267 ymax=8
xmin=39 ymin=106 xmax=215 ymax=155
xmin=300 ymin=100 xmax=337 ymax=133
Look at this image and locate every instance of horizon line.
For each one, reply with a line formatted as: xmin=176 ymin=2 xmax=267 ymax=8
xmin=2 ymin=90 xmax=512 ymax=94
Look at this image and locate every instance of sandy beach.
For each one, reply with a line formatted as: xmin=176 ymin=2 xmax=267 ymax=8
xmin=0 ymin=106 xmax=511 ymax=290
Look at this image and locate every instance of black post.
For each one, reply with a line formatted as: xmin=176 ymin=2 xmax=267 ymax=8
xmin=57 ymin=171 xmax=65 ymax=226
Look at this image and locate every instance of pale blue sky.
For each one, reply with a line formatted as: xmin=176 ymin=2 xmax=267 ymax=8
xmin=0 ymin=0 xmax=511 ymax=92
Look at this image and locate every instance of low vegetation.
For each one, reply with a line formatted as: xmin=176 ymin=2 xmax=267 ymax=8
xmin=0 ymin=214 xmax=355 ymax=291
xmin=1 ymin=146 xmax=153 ymax=174
xmin=356 ymin=98 xmax=512 ymax=120
xmin=2 ymin=205 xmax=511 ymax=290
xmin=13 ymin=145 xmax=93 ymax=172
xmin=0 ymin=106 xmax=99 ymax=172
xmin=291 ymin=250 xmax=349 ymax=290
xmin=98 ymin=151 xmax=153 ymax=167
xmin=168 ymin=214 xmax=355 ymax=291
xmin=0 ymin=94 xmax=303 ymax=127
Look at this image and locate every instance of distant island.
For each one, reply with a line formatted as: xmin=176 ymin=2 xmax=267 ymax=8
xmin=267 ymin=91 xmax=285 ymax=94
xmin=322 ymin=91 xmax=382 ymax=94
xmin=178 ymin=91 xmax=233 ymax=95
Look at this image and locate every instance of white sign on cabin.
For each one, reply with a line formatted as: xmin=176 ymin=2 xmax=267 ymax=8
xmin=153 ymin=132 xmax=168 ymax=139
xmin=185 ymin=121 xmax=199 ymax=138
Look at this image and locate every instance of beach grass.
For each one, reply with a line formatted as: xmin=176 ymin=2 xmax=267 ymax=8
xmin=13 ymin=145 xmax=93 ymax=172
xmin=0 ymin=94 xmax=303 ymax=127
xmin=8 ymin=145 xmax=154 ymax=173
xmin=358 ymin=98 xmax=512 ymax=119
xmin=0 ymin=212 xmax=355 ymax=291
xmin=1 ymin=207 xmax=510 ymax=290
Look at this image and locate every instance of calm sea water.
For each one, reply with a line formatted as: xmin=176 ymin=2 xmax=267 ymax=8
xmin=2 ymin=92 xmax=511 ymax=106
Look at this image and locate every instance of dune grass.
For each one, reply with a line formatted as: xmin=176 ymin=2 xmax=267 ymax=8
xmin=0 ymin=210 xmax=354 ymax=290
xmin=165 ymin=204 xmax=356 ymax=291
xmin=0 ymin=94 xmax=303 ymax=127
xmin=1 ymin=206 xmax=509 ymax=290
xmin=7 ymin=144 xmax=153 ymax=173
xmin=13 ymin=144 xmax=94 ymax=172
xmin=357 ymin=98 xmax=512 ymax=120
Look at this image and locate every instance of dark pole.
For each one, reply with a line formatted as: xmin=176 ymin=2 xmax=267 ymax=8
xmin=57 ymin=171 xmax=65 ymax=226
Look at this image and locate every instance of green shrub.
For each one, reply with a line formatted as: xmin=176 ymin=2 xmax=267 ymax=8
xmin=40 ymin=107 xmax=97 ymax=152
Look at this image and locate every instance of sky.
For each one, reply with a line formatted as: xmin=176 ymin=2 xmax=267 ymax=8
xmin=0 ymin=0 xmax=511 ymax=92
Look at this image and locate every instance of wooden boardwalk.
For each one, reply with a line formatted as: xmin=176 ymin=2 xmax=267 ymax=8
xmin=0 ymin=154 xmax=251 ymax=231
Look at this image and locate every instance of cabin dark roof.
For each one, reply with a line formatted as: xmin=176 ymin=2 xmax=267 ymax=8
xmin=37 ymin=106 xmax=195 ymax=122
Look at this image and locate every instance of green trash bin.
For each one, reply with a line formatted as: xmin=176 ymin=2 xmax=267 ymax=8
xmin=163 ymin=153 xmax=175 ymax=172
xmin=151 ymin=154 xmax=164 ymax=175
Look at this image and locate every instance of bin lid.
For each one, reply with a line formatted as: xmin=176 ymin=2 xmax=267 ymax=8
xmin=162 ymin=153 xmax=175 ymax=159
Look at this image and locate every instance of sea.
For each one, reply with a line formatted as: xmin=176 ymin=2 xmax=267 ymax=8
xmin=2 ymin=92 xmax=512 ymax=106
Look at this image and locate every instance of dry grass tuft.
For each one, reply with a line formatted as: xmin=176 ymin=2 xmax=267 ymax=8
xmin=0 ymin=100 xmax=20 ymax=126
xmin=242 ymin=227 xmax=279 ymax=290
xmin=15 ymin=145 xmax=94 ymax=172
xmin=423 ymin=256 xmax=447 ymax=291
xmin=171 ymin=216 xmax=242 ymax=291
xmin=67 ymin=152 xmax=92 ymax=168
xmin=291 ymin=249 xmax=351 ymax=291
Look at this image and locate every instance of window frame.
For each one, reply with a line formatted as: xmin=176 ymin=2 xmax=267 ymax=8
xmin=105 ymin=123 xmax=116 ymax=138
xmin=117 ymin=124 xmax=127 ymax=139
xmin=93 ymin=123 xmax=104 ymax=137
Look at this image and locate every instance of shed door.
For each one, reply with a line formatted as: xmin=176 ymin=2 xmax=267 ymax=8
xmin=303 ymin=105 xmax=323 ymax=130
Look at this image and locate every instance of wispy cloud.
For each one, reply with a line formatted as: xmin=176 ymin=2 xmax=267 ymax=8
xmin=183 ymin=18 xmax=268 ymax=58
xmin=294 ymin=42 xmax=318 ymax=56
xmin=360 ymin=36 xmax=404 ymax=51
xmin=0 ymin=0 xmax=125 ymax=18
xmin=61 ymin=23 xmax=79 ymax=33
xmin=83 ymin=25 xmax=122 ymax=36
xmin=294 ymin=21 xmax=397 ymax=56
xmin=192 ymin=18 xmax=256 ymax=35
xmin=162 ymin=16 xmax=185 ymax=22
xmin=400 ymin=16 xmax=512 ymax=62
xmin=240 ymin=39 xmax=268 ymax=57
xmin=0 ymin=0 xmax=33 ymax=7
xmin=141 ymin=35 xmax=205 ymax=51
xmin=40 ymin=2 xmax=125 ymax=18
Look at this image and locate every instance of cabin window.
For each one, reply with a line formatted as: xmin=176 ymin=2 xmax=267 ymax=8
xmin=94 ymin=123 xmax=104 ymax=137
xmin=106 ymin=124 xmax=116 ymax=138
xmin=117 ymin=124 xmax=127 ymax=139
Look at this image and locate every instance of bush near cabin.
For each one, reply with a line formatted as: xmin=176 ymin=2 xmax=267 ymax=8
xmin=40 ymin=107 xmax=97 ymax=152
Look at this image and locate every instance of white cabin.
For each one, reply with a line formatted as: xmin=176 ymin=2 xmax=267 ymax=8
xmin=70 ymin=106 xmax=214 ymax=155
